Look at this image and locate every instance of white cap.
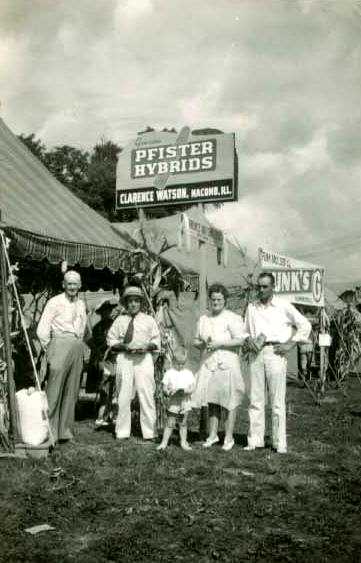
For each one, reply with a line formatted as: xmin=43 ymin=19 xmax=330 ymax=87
xmin=64 ymin=270 xmax=81 ymax=284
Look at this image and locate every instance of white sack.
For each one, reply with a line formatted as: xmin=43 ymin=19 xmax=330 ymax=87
xmin=16 ymin=387 xmax=49 ymax=446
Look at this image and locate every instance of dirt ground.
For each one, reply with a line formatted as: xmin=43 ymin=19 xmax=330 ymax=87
xmin=1 ymin=378 xmax=361 ymax=563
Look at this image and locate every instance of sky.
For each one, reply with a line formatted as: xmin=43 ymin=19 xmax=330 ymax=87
xmin=1 ymin=0 xmax=361 ymax=289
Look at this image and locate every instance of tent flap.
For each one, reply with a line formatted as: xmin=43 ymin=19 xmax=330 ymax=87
xmin=8 ymin=227 xmax=144 ymax=272
xmin=0 ymin=118 xmax=137 ymax=269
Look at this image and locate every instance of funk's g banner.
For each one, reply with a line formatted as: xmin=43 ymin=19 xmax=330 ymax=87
xmin=258 ymin=248 xmax=324 ymax=307
xmin=116 ymin=130 xmax=237 ymax=209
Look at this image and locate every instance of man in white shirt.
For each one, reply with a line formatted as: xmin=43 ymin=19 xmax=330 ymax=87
xmin=107 ymin=285 xmax=161 ymax=441
xmin=244 ymin=272 xmax=311 ymax=453
xmin=37 ymin=270 xmax=87 ymax=443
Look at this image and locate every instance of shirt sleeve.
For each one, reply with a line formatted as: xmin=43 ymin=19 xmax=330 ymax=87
xmin=196 ymin=315 xmax=208 ymax=341
xmin=36 ymin=298 xmax=57 ymax=348
xmin=284 ymin=303 xmax=312 ymax=343
xmin=106 ymin=317 xmax=124 ymax=348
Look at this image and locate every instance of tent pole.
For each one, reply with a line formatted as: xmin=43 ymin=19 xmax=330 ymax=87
xmin=197 ymin=203 xmax=208 ymax=439
xmin=0 ymin=223 xmax=18 ymax=448
xmin=319 ymin=306 xmax=327 ymax=398
xmin=198 ymin=203 xmax=207 ymax=313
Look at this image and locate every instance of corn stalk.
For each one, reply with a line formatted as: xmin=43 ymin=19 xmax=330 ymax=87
xmin=333 ymin=306 xmax=361 ymax=387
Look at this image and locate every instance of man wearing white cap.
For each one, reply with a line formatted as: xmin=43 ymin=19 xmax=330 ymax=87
xmin=37 ymin=270 xmax=87 ymax=442
xmin=107 ymin=285 xmax=161 ymax=441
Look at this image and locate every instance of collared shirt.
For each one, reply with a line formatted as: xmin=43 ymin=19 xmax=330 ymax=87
xmin=37 ymin=292 xmax=87 ymax=348
xmin=244 ymin=296 xmax=311 ymax=344
xmin=107 ymin=312 xmax=161 ymax=351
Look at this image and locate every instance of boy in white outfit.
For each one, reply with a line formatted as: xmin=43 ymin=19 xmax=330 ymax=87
xmin=157 ymin=347 xmax=195 ymax=451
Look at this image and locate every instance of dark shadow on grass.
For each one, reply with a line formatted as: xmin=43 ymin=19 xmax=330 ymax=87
xmin=75 ymin=396 xmax=97 ymax=421
xmin=75 ymin=396 xmax=143 ymax=437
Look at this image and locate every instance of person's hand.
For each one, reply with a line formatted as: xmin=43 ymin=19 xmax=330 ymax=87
xmin=193 ymin=338 xmax=207 ymax=350
xmin=206 ymin=340 xmax=222 ymax=352
xmin=273 ymin=342 xmax=295 ymax=356
xmin=127 ymin=340 xmax=148 ymax=353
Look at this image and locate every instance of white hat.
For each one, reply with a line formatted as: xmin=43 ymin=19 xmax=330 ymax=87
xmin=64 ymin=270 xmax=81 ymax=283
xmin=122 ymin=286 xmax=144 ymax=301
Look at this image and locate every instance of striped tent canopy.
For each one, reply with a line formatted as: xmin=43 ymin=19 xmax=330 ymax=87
xmin=0 ymin=118 xmax=138 ymax=272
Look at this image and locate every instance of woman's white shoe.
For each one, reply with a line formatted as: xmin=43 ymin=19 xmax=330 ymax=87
xmin=202 ymin=436 xmax=219 ymax=448
xmin=222 ymin=439 xmax=235 ymax=451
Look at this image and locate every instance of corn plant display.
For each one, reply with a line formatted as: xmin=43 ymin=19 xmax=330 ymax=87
xmin=332 ymin=306 xmax=361 ymax=385
xmin=130 ymin=220 xmax=187 ymax=431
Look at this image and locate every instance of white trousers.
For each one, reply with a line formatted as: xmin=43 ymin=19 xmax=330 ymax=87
xmin=247 ymin=346 xmax=287 ymax=451
xmin=115 ymin=352 xmax=156 ymax=439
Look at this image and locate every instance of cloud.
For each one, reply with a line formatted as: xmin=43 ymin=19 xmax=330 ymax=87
xmin=1 ymin=0 xmax=361 ymax=285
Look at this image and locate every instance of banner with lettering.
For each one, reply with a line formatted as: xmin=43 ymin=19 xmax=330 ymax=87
xmin=258 ymin=247 xmax=324 ymax=307
xmin=116 ymin=129 xmax=237 ymax=209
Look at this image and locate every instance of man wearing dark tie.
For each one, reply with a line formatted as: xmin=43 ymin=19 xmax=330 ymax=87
xmin=107 ymin=285 xmax=161 ymax=441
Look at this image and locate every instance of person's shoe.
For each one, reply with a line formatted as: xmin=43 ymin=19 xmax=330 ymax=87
xmin=115 ymin=435 xmax=129 ymax=441
xmin=181 ymin=442 xmax=192 ymax=451
xmin=276 ymin=447 xmax=287 ymax=454
xmin=95 ymin=419 xmax=109 ymax=428
xmin=222 ymin=439 xmax=235 ymax=451
xmin=58 ymin=432 xmax=74 ymax=443
xmin=202 ymin=436 xmax=219 ymax=448
xmin=244 ymin=443 xmax=264 ymax=451
xmin=157 ymin=443 xmax=167 ymax=451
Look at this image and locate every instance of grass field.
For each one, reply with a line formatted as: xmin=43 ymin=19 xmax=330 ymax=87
xmin=1 ymin=379 xmax=361 ymax=562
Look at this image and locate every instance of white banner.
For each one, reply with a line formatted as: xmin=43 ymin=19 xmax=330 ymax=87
xmin=258 ymin=247 xmax=324 ymax=307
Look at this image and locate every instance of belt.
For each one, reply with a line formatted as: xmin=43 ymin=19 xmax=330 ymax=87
xmin=262 ymin=341 xmax=281 ymax=347
xmin=52 ymin=332 xmax=79 ymax=339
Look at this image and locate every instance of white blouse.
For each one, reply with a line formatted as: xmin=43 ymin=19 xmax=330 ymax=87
xmin=196 ymin=309 xmax=247 ymax=370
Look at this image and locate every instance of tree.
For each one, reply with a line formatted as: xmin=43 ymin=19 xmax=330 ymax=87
xmin=44 ymin=145 xmax=89 ymax=188
xmin=18 ymin=133 xmax=46 ymax=161
xmin=87 ymin=139 xmax=122 ymax=218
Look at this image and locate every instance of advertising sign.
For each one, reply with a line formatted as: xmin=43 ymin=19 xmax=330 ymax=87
xmin=258 ymin=247 xmax=324 ymax=307
xmin=188 ymin=217 xmax=223 ymax=247
xmin=116 ymin=129 xmax=237 ymax=209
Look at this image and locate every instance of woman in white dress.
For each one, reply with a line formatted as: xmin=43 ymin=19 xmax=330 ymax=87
xmin=192 ymin=284 xmax=247 ymax=451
